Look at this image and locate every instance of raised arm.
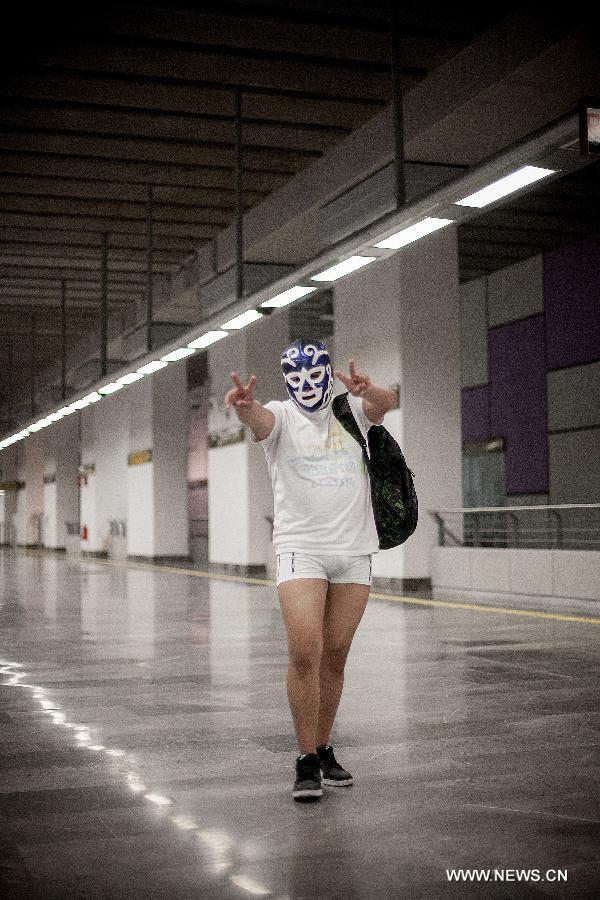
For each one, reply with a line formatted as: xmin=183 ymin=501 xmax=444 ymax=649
xmin=225 ymin=372 xmax=275 ymax=441
xmin=334 ymin=359 xmax=396 ymax=424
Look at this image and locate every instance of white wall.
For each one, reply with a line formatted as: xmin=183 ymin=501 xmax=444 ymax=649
xmin=0 ymin=445 xmax=19 ymax=542
xmin=126 ymin=376 xmax=154 ymax=556
xmin=433 ymin=546 xmax=600 ymax=602
xmin=126 ymin=363 xmax=189 ymax=558
xmin=208 ymin=441 xmax=249 ymax=564
xmin=335 ymin=228 xmax=462 ymax=581
xmin=188 ymin=383 xmax=209 ymax=483
xmin=14 ymin=433 xmax=45 ymax=545
xmin=43 ymin=415 xmax=79 ymax=550
xmin=207 ymin=312 xmax=289 ymax=567
xmin=152 ymin=362 xmax=189 ymax=556
xmin=80 ymin=391 xmax=129 ymax=553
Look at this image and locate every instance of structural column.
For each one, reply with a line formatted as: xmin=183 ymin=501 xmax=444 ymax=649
xmin=14 ymin=432 xmax=45 ymax=546
xmin=0 ymin=445 xmax=19 ymax=545
xmin=79 ymin=389 xmax=129 ymax=555
xmin=43 ymin=415 xmax=79 ymax=550
xmin=126 ymin=361 xmax=189 ymax=559
xmin=207 ymin=311 xmax=290 ymax=570
xmin=334 ymin=227 xmax=463 ymax=587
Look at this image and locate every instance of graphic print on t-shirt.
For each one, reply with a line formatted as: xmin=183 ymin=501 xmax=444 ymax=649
xmin=288 ymin=420 xmax=364 ymax=488
xmin=259 ymin=395 xmax=379 ymax=555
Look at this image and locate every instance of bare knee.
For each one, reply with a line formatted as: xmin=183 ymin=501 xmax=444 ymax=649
xmin=321 ymin=644 xmax=350 ymax=675
xmin=289 ymin=639 xmax=322 ymax=676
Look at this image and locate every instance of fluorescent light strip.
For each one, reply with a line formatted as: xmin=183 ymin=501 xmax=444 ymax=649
xmin=117 ymin=372 xmax=144 ymax=385
xmin=69 ymin=392 xmax=102 ymax=410
xmin=374 ymin=217 xmax=454 ymax=249
xmin=187 ymin=330 xmax=228 ymax=349
xmin=98 ymin=382 xmax=124 ymax=395
xmin=311 ymin=256 xmax=376 ymax=282
xmin=0 ymin=161 xmax=555 ymax=454
xmin=260 ymin=285 xmax=316 ymax=309
xmin=137 ymin=360 xmax=168 ymax=375
xmin=221 ymin=310 xmax=263 ymax=330
xmin=455 ymin=165 xmax=556 ymax=208
xmin=161 ymin=347 xmax=196 ymax=362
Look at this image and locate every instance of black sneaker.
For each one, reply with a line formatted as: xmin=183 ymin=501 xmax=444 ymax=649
xmin=317 ymin=744 xmax=353 ymax=786
xmin=292 ymin=752 xmax=323 ymax=801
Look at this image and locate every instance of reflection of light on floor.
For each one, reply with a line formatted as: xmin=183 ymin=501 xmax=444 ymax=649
xmin=126 ymin=773 xmax=148 ymax=793
xmin=231 ymin=874 xmax=273 ymax=895
xmin=1 ymin=658 xmax=277 ymax=897
xmin=196 ymin=830 xmax=236 ymax=874
xmin=172 ymin=815 xmax=197 ymax=830
xmin=144 ymin=792 xmax=173 ymax=806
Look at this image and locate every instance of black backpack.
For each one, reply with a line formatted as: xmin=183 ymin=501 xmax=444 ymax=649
xmin=332 ymin=392 xmax=418 ymax=550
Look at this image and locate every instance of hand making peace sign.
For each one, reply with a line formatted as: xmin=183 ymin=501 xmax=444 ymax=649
xmin=334 ymin=359 xmax=371 ymax=396
xmin=225 ymin=371 xmax=257 ymax=408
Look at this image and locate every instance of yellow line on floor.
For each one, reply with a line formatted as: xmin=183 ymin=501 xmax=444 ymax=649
xmin=12 ymin=547 xmax=600 ymax=626
xmin=369 ymin=591 xmax=600 ymax=625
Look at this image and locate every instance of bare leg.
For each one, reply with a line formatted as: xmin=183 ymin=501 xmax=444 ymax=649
xmin=277 ymin=578 xmax=328 ymax=755
xmin=316 ymin=582 xmax=370 ymax=748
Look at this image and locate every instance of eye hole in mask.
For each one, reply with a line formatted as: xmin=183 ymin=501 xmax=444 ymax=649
xmin=306 ymin=366 xmax=325 ymax=385
xmin=285 ymin=372 xmax=303 ymax=389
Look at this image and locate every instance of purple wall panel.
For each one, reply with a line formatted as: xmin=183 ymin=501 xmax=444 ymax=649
xmin=461 ymin=384 xmax=490 ymax=442
xmin=545 ymin=234 xmax=600 ymax=369
xmin=488 ymin=315 xmax=548 ymax=494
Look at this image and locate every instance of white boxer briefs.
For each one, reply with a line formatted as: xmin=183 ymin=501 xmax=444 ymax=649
xmin=276 ymin=551 xmax=372 ymax=587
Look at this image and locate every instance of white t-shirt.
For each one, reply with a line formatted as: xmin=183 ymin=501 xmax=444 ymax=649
xmin=256 ymin=393 xmax=380 ymax=555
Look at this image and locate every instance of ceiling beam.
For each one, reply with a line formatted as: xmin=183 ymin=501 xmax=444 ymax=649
xmin=0 ymin=150 xmax=290 ymax=189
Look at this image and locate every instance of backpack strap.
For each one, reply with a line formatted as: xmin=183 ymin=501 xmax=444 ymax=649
xmin=332 ymin=392 xmax=371 ymax=473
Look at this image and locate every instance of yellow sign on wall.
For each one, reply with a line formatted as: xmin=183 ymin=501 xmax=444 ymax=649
xmin=128 ymin=449 xmax=153 ymax=466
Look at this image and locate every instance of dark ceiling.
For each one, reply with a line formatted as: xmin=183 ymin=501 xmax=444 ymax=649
xmin=458 ymin=159 xmax=600 ymax=282
xmin=1 ymin=2 xmax=597 ymax=423
xmin=0 ymin=1 xmax=504 ymax=417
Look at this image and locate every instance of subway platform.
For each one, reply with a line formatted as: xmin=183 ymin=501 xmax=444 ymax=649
xmin=1 ymin=549 xmax=599 ymax=899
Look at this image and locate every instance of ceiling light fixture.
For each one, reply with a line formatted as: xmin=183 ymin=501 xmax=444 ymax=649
xmin=98 ymin=382 xmax=124 ymax=395
xmin=117 ymin=372 xmax=144 ymax=385
xmin=137 ymin=360 xmax=168 ymax=375
xmin=311 ymin=256 xmax=376 ymax=282
xmin=455 ymin=165 xmax=556 ymax=208
xmin=161 ymin=347 xmax=196 ymax=362
xmin=187 ymin=330 xmax=229 ymax=349
xmin=260 ymin=285 xmax=317 ymax=309
xmin=69 ymin=392 xmax=102 ymax=410
xmin=221 ymin=310 xmax=263 ymax=329
xmin=374 ymin=217 xmax=454 ymax=249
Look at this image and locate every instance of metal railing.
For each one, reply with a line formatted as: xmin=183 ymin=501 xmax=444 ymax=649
xmin=430 ymin=504 xmax=600 ymax=550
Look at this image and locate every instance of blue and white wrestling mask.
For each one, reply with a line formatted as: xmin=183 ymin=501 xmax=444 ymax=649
xmin=280 ymin=338 xmax=333 ymax=412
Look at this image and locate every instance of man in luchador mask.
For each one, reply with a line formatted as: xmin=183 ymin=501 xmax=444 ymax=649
xmin=225 ymin=338 xmax=396 ymax=801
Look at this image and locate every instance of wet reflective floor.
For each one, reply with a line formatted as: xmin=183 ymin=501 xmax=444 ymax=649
xmin=1 ymin=549 xmax=599 ymax=899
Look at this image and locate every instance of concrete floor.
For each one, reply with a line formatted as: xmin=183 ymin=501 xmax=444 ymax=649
xmin=0 ymin=549 xmax=599 ymax=899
